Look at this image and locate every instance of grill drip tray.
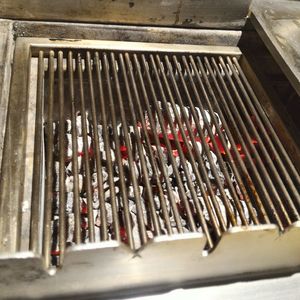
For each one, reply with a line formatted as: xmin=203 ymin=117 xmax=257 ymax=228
xmin=0 ymin=38 xmax=299 ymax=297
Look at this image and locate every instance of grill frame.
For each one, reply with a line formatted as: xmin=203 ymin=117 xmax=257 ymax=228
xmin=0 ymin=37 xmax=300 ymax=297
xmin=0 ymin=37 xmax=242 ymax=255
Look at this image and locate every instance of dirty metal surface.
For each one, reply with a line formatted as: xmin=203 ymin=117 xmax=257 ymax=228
xmin=251 ymin=0 xmax=300 ymax=96
xmin=12 ymin=20 xmax=243 ymax=46
xmin=0 ymin=20 xmax=14 ymax=172
xmin=0 ymin=0 xmax=251 ymax=29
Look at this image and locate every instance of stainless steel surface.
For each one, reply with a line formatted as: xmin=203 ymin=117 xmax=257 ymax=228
xmin=0 ymin=20 xmax=14 ymax=174
xmin=0 ymin=1 xmax=300 ymax=297
xmin=0 ymin=0 xmax=251 ymax=29
xmin=29 ymin=39 xmax=242 ymax=56
xmin=1 ymin=225 xmax=300 ymax=299
xmin=68 ymin=51 xmax=82 ymax=245
xmin=43 ymin=50 xmax=55 ymax=267
xmin=11 ymin=20 xmax=243 ymax=46
xmin=251 ymin=0 xmax=300 ymax=96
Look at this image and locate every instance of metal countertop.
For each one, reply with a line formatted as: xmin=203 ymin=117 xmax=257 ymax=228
xmin=251 ymin=0 xmax=300 ymax=96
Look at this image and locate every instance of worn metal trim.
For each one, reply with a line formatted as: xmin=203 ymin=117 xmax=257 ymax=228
xmin=27 ymin=38 xmax=242 ymax=56
xmin=11 ymin=20 xmax=243 ymax=47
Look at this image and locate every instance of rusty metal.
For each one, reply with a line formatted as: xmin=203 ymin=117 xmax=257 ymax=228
xmin=201 ymin=56 xmax=269 ymax=224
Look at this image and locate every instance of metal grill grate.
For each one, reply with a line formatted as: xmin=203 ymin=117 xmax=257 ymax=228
xmin=30 ymin=49 xmax=300 ymax=267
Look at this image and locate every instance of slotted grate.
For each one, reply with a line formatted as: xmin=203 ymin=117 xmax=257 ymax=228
xmin=29 ymin=48 xmax=300 ymax=267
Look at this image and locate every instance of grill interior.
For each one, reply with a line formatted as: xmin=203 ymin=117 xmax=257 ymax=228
xmin=31 ymin=48 xmax=300 ymax=267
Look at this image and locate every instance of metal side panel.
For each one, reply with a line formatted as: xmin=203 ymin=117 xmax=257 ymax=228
xmin=0 ymin=38 xmax=32 ymax=253
xmin=0 ymin=20 xmax=14 ymax=173
xmin=28 ymin=38 xmax=242 ymax=56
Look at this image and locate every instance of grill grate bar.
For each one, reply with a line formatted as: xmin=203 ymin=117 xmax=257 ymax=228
xmin=165 ymin=55 xmax=222 ymax=237
xmin=173 ymin=55 xmax=238 ymax=227
xmin=150 ymin=54 xmax=214 ymax=246
xmin=77 ymin=54 xmax=96 ymax=242
xmin=132 ymin=54 xmax=184 ymax=234
xmin=218 ymin=56 xmax=293 ymax=226
xmin=200 ymin=56 xmax=270 ymax=225
xmin=207 ymin=57 xmax=280 ymax=226
xmin=58 ymin=51 xmax=67 ymax=265
xmin=109 ymin=52 xmax=149 ymax=246
xmin=67 ymin=51 xmax=82 ymax=244
xmin=212 ymin=56 xmax=288 ymax=228
xmin=172 ymin=56 xmax=228 ymax=232
xmin=100 ymin=53 xmax=123 ymax=244
xmin=231 ymin=57 xmax=300 ymax=210
xmin=86 ymin=51 xmax=108 ymax=241
xmin=143 ymin=54 xmax=198 ymax=233
xmin=119 ymin=53 xmax=161 ymax=236
xmin=30 ymin=50 xmax=45 ymax=253
xmin=190 ymin=56 xmax=260 ymax=225
xmin=43 ymin=51 xmax=55 ymax=267
xmin=225 ymin=57 xmax=299 ymax=220
xmin=94 ymin=52 xmax=126 ymax=246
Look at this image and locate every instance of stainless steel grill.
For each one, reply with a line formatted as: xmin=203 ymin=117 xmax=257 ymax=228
xmin=1 ymin=0 xmax=300 ymax=295
xmin=28 ymin=45 xmax=300 ymax=268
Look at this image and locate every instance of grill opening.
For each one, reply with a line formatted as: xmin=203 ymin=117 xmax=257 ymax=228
xmin=30 ymin=49 xmax=300 ymax=268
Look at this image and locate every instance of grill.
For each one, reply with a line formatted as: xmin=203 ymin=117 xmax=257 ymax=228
xmin=1 ymin=1 xmax=300 ymax=298
xmin=21 ymin=41 xmax=300 ymax=268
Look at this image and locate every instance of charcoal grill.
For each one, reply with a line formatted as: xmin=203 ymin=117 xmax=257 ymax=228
xmin=0 ymin=0 xmax=300 ymax=299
